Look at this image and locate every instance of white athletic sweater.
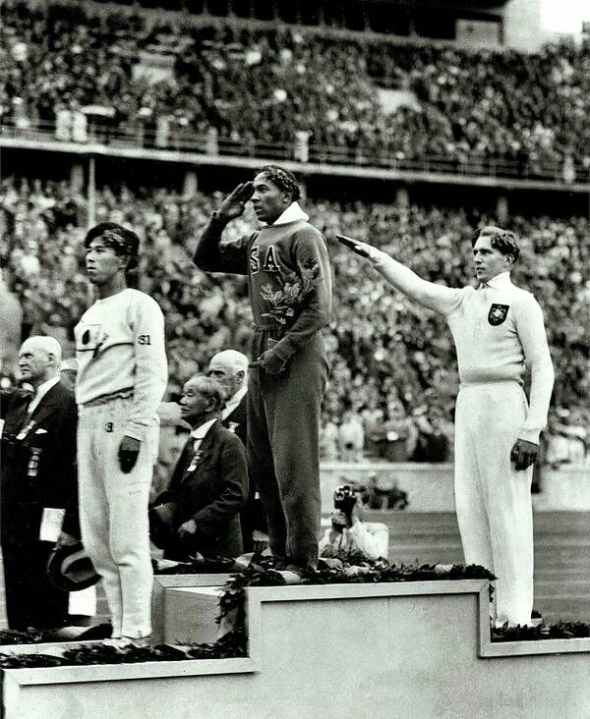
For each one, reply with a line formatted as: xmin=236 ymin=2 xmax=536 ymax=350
xmin=366 ymin=248 xmax=554 ymax=444
xmin=74 ymin=288 xmax=168 ymax=441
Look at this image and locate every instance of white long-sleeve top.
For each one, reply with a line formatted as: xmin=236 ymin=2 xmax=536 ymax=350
xmin=319 ymin=521 xmax=389 ymax=560
xmin=367 ymin=248 xmax=554 ymax=444
xmin=74 ymin=288 xmax=168 ymax=441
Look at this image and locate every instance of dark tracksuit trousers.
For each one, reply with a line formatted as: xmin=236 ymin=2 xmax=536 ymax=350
xmin=248 ymin=329 xmax=328 ymax=571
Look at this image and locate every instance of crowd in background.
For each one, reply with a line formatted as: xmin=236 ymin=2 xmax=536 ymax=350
xmin=2 ymin=1 xmax=589 ymax=176
xmin=1 ymin=176 xmax=588 ymax=466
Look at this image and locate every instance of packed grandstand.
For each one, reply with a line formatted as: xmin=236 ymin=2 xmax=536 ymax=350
xmin=2 ymin=0 xmax=589 ymax=178
xmin=0 ymin=0 xmax=588 ymax=467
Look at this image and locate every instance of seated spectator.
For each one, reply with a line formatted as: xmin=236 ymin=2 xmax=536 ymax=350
xmin=320 ymin=412 xmax=340 ymax=460
xmin=376 ymin=398 xmax=418 ymax=462
xmin=361 ymin=397 xmax=385 ymax=457
xmin=149 ymin=375 xmax=248 ymax=561
xmin=545 ymin=408 xmax=588 ymax=468
xmin=365 ymin=472 xmax=409 ymax=510
xmin=412 ymin=404 xmax=451 ymax=463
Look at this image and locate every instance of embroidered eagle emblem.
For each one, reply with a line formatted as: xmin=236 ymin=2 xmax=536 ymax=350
xmin=488 ymin=304 xmax=509 ymax=326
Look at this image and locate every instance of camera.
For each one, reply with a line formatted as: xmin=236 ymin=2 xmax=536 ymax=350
xmin=333 ymin=485 xmax=358 ymax=515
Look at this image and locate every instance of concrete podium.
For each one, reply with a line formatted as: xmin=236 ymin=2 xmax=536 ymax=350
xmin=2 ymin=579 xmax=589 ymax=718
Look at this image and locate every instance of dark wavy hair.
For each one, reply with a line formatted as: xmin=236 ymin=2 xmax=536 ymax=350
xmin=472 ymin=226 xmax=520 ymax=262
xmin=84 ymin=222 xmax=140 ymax=270
xmin=255 ymin=165 xmax=301 ymax=201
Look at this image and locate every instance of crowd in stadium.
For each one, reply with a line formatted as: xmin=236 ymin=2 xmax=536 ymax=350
xmin=2 ymin=1 xmax=588 ymax=176
xmin=1 ymin=175 xmax=588 ymax=465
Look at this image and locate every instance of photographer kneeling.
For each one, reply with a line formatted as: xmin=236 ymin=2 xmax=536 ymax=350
xmin=319 ymin=485 xmax=389 ymax=561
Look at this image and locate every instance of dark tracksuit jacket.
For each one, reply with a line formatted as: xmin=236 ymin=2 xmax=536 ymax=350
xmin=194 ymin=213 xmax=332 ymax=568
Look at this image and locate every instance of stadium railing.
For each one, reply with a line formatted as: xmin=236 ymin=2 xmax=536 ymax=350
xmin=1 ymin=120 xmax=587 ymax=185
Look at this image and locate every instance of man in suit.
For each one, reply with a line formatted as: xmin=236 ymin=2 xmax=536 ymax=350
xmin=207 ymin=350 xmax=269 ymax=554
xmin=150 ymin=374 xmax=248 ymax=561
xmin=1 ymin=336 xmax=79 ymax=630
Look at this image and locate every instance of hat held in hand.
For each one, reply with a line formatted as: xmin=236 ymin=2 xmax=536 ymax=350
xmin=47 ymin=542 xmax=100 ymax=592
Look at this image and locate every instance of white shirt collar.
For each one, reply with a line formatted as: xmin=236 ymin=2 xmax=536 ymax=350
xmin=486 ymin=271 xmax=512 ymax=290
xmin=190 ymin=417 xmax=217 ymax=441
xmin=28 ymin=376 xmax=60 ymax=415
xmin=222 ymin=385 xmax=247 ymax=420
xmin=265 ymin=201 xmax=309 ymax=227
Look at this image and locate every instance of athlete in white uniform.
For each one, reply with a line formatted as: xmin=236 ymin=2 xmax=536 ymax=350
xmin=75 ymin=223 xmax=168 ymax=643
xmin=337 ymin=226 xmax=554 ymax=626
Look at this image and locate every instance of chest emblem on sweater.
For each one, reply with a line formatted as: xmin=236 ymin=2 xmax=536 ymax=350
xmin=78 ymin=324 xmax=108 ymax=355
xmin=260 ymin=259 xmax=320 ymax=326
xmin=228 ymin=421 xmax=239 ymax=434
xmin=250 ymin=245 xmax=279 ymax=274
xmin=488 ymin=304 xmax=509 ymax=326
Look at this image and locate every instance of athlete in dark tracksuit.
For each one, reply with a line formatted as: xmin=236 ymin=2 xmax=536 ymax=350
xmin=193 ymin=167 xmax=332 ymax=572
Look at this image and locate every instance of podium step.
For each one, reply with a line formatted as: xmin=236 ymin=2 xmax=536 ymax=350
xmin=164 ymin=586 xmax=224 ymax=645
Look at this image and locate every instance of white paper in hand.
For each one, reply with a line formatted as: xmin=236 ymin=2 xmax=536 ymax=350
xmin=39 ymin=507 xmax=66 ymax=542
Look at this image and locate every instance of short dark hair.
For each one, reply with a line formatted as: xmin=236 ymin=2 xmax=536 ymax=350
xmin=84 ymin=222 xmax=140 ymax=270
xmin=255 ymin=165 xmax=301 ymax=201
xmin=472 ymin=226 xmax=520 ymax=262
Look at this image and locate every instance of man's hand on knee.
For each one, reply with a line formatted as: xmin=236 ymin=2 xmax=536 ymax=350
xmin=177 ymin=519 xmax=198 ymax=539
xmin=510 ymin=439 xmax=538 ymax=471
xmin=118 ymin=435 xmax=140 ymax=473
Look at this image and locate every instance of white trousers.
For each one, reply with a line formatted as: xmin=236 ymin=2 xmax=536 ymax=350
xmin=454 ymin=381 xmax=534 ymax=626
xmin=78 ymin=398 xmax=157 ymax=638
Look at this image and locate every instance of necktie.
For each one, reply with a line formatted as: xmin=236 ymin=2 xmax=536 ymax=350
xmin=15 ymin=392 xmax=36 ymax=435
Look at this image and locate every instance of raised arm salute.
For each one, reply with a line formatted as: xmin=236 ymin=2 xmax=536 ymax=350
xmin=338 ymin=227 xmax=554 ymax=627
xmin=193 ymin=182 xmax=255 ymax=274
xmin=193 ymin=166 xmax=332 ymax=579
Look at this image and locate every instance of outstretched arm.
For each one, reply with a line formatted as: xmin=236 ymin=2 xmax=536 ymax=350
xmin=337 ymin=235 xmax=461 ymax=316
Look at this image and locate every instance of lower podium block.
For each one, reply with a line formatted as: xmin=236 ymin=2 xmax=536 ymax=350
xmin=151 ymin=573 xmax=231 ymax=643
xmin=163 ymin=586 xmax=224 ymax=645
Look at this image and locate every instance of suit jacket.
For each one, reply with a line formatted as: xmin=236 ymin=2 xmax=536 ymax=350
xmin=154 ymin=419 xmax=248 ymax=558
xmin=222 ymin=394 xmax=247 ymax=447
xmin=1 ymin=382 xmax=79 ymax=547
xmin=222 ymin=392 xmax=267 ymax=536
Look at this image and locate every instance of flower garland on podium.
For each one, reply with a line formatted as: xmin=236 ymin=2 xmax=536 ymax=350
xmin=1 ymin=559 xmax=588 ymax=667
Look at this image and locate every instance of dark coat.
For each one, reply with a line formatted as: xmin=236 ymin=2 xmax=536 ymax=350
xmin=222 ymin=392 xmax=268 ymax=547
xmin=1 ymin=381 xmax=79 ymax=547
xmin=153 ymin=419 xmax=248 ymax=558
xmin=222 ymin=393 xmax=247 ymax=447
xmin=0 ymin=381 xmax=78 ymax=629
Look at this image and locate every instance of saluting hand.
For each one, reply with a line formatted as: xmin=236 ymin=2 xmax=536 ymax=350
xmin=510 ymin=438 xmax=538 ymax=471
xmin=216 ymin=182 xmax=255 ymax=221
xmin=336 ymin=235 xmax=373 ymax=258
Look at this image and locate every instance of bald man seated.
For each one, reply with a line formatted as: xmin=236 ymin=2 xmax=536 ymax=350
xmin=1 ymin=337 xmax=80 ymax=630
